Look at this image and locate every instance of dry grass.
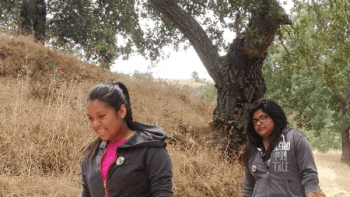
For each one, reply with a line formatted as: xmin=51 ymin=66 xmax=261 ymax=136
xmin=0 ymin=34 xmax=243 ymax=196
xmin=1 ymin=33 xmax=337 ymax=197
xmin=0 ymin=174 xmax=80 ymax=197
xmin=314 ymin=150 xmax=350 ymax=197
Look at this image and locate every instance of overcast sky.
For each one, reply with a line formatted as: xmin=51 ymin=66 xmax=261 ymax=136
xmin=111 ymin=0 xmax=294 ymax=81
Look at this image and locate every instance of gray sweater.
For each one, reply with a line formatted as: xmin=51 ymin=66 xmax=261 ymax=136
xmin=243 ymin=126 xmax=319 ymax=197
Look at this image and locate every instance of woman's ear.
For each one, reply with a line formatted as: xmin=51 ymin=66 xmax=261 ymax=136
xmin=118 ymin=104 xmax=127 ymax=119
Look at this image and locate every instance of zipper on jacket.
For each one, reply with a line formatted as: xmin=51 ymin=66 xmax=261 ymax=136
xmin=100 ymin=146 xmax=122 ymax=197
xmin=99 ymin=148 xmax=108 ymax=197
xmin=258 ymin=146 xmax=271 ymax=196
xmin=103 ymin=180 xmax=108 ymax=197
xmin=104 ymin=156 xmax=119 ymax=197
xmin=267 ymin=174 xmax=270 ymax=197
xmin=266 ymin=158 xmax=270 ymax=196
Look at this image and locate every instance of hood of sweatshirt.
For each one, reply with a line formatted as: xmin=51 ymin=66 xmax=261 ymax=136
xmin=97 ymin=121 xmax=169 ymax=149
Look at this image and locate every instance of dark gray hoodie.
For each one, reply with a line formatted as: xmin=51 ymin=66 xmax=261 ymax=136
xmin=81 ymin=122 xmax=173 ymax=197
xmin=243 ymin=126 xmax=319 ymax=197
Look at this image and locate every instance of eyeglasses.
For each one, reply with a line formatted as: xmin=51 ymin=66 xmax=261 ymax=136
xmin=252 ymin=115 xmax=269 ymax=125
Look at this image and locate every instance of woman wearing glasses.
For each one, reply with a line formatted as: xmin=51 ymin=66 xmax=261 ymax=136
xmin=242 ymin=99 xmax=319 ymax=197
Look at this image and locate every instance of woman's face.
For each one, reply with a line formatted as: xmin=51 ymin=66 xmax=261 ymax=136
xmin=253 ymin=109 xmax=274 ymax=140
xmin=87 ymin=100 xmax=126 ymax=142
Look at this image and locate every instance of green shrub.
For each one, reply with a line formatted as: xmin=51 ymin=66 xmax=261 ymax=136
xmin=300 ymin=128 xmax=342 ymax=152
xmin=200 ymin=84 xmax=217 ymax=100
xmin=187 ymin=84 xmax=217 ymax=101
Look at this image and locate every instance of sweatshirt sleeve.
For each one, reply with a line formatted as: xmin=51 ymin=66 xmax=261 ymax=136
xmin=242 ymin=165 xmax=255 ymax=197
xmin=295 ymin=134 xmax=319 ymax=195
xmin=81 ymin=162 xmax=92 ymax=197
xmin=145 ymin=146 xmax=174 ymax=197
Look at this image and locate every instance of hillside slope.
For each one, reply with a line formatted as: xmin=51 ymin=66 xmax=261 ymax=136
xmin=1 ymin=34 xmax=340 ymax=197
xmin=0 ymin=34 xmax=243 ymax=196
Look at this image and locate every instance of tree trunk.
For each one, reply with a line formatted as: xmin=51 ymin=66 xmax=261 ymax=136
xmin=19 ymin=0 xmax=46 ymax=42
xmin=340 ymin=99 xmax=350 ymax=164
xmin=20 ymin=1 xmax=32 ymax=35
xmin=149 ymin=0 xmax=291 ymax=152
xmin=341 ymin=127 xmax=350 ymax=164
xmin=33 ymin=0 xmax=46 ymax=42
xmin=213 ymin=38 xmax=267 ymax=151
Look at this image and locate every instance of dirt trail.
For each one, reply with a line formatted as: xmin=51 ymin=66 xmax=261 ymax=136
xmin=314 ymin=150 xmax=350 ymax=197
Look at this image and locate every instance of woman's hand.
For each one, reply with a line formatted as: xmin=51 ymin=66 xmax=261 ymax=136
xmin=306 ymin=191 xmax=317 ymax=197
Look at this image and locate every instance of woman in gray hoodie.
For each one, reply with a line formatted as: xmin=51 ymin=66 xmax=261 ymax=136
xmin=81 ymin=82 xmax=173 ymax=197
xmin=243 ymin=99 xmax=318 ymax=197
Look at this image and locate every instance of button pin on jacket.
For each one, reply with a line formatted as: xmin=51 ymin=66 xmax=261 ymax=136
xmin=116 ymin=156 xmax=125 ymax=166
xmin=252 ymin=165 xmax=257 ymax=172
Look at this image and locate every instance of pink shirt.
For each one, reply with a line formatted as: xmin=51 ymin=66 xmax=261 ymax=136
xmin=100 ymin=139 xmax=128 ymax=181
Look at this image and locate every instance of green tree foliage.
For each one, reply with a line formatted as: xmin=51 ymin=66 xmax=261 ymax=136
xmin=0 ymin=0 xmax=46 ymax=41
xmin=0 ymin=0 xmax=119 ymax=68
xmin=264 ymin=0 xmax=350 ymax=161
xmin=1 ymin=0 xmax=291 ymax=152
xmin=0 ymin=0 xmax=289 ymax=68
xmin=47 ymin=0 xmax=117 ymax=67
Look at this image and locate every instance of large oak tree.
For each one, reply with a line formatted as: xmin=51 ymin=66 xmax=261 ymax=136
xmin=0 ymin=0 xmax=291 ymax=152
xmin=146 ymin=0 xmax=290 ymax=151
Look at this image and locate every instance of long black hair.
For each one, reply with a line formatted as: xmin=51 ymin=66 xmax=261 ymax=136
xmin=82 ymin=82 xmax=133 ymax=161
xmin=243 ymin=99 xmax=288 ymax=166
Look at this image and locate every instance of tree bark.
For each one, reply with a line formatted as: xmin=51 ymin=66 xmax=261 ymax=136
xmin=341 ymin=126 xmax=350 ymax=164
xmin=33 ymin=0 xmax=46 ymax=42
xmin=340 ymin=99 xmax=350 ymax=164
xmin=19 ymin=0 xmax=46 ymax=42
xmin=149 ymin=0 xmax=291 ymax=152
xmin=20 ymin=1 xmax=32 ymax=35
xmin=149 ymin=0 xmax=221 ymax=82
xmin=213 ymin=38 xmax=268 ymax=151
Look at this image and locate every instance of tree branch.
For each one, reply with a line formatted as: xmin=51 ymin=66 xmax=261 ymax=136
xmin=279 ymin=29 xmax=291 ymax=59
xmin=242 ymin=0 xmax=292 ymax=58
xmin=149 ymin=0 xmax=221 ymax=81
